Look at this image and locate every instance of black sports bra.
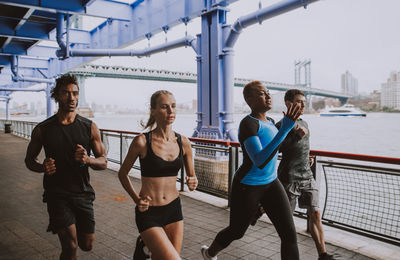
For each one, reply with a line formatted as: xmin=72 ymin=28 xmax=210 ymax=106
xmin=139 ymin=131 xmax=183 ymax=178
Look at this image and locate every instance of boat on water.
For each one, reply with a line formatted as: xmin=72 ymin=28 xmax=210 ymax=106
xmin=320 ymin=104 xmax=367 ymax=117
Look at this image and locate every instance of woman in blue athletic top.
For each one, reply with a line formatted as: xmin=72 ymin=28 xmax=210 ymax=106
xmin=119 ymin=90 xmax=198 ymax=259
xmin=201 ymin=81 xmax=301 ymax=260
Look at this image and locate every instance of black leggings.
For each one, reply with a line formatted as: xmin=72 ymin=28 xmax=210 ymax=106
xmin=215 ymin=178 xmax=299 ymax=260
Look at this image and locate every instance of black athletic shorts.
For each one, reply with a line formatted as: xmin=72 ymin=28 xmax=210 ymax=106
xmin=135 ymin=196 xmax=183 ymax=233
xmin=46 ymin=193 xmax=95 ymax=234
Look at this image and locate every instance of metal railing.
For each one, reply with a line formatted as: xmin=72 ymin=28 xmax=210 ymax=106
xmin=308 ymin=151 xmax=400 ymax=246
xmin=1 ymin=119 xmax=399 ymax=246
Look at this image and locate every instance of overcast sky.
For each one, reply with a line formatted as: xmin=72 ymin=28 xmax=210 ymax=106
xmin=9 ymin=0 xmax=400 ymax=108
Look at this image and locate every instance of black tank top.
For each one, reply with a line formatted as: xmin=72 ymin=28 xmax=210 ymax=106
xmin=38 ymin=114 xmax=94 ymax=195
xmin=139 ymin=131 xmax=183 ymax=178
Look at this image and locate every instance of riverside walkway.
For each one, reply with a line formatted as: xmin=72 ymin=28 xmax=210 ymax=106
xmin=0 ymin=132 xmax=374 ymax=260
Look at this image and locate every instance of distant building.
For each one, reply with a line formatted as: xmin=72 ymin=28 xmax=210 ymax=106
xmin=348 ymin=90 xmax=381 ymax=111
xmin=341 ymin=71 xmax=358 ymax=96
xmin=367 ymin=90 xmax=381 ymax=109
xmin=381 ymin=71 xmax=400 ymax=109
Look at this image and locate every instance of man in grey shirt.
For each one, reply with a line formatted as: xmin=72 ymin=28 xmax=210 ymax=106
xmin=276 ymin=89 xmax=337 ymax=260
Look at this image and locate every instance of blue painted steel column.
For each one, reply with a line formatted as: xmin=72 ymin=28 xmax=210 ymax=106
xmin=221 ymin=25 xmax=237 ymax=141
xmin=46 ymin=83 xmax=53 ymax=118
xmin=56 ymin=12 xmax=67 ymax=59
xmin=193 ymin=34 xmax=203 ymax=137
xmin=195 ymin=5 xmax=227 ymax=140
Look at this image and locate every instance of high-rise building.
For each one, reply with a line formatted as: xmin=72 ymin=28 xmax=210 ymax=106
xmin=341 ymin=71 xmax=358 ymax=96
xmin=381 ymin=71 xmax=400 ymax=109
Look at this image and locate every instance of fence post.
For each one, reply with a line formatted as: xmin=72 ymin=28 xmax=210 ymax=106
xmin=120 ymin=133 xmax=123 ymax=165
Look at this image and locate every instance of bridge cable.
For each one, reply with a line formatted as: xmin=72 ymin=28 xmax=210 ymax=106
xmin=162 ymin=26 xmax=169 ymax=53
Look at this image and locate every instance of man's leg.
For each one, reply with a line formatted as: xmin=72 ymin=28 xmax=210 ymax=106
xmin=57 ymin=224 xmax=79 ymax=260
xmin=299 ymin=179 xmax=337 ymax=259
xmin=281 ymin=181 xmax=299 ymax=214
xmin=77 ymin=232 xmax=95 ymax=251
xmin=308 ymin=210 xmax=338 ymax=260
xmin=46 ymin=196 xmax=80 ymax=259
xmin=74 ymin=195 xmax=96 ymax=252
xmin=308 ymin=210 xmax=326 ymax=255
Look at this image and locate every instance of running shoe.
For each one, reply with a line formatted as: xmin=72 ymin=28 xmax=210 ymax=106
xmin=133 ymin=236 xmax=151 ymax=260
xmin=201 ymin=245 xmax=217 ymax=260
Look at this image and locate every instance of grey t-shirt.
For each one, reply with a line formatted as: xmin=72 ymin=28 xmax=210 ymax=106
xmin=276 ymin=118 xmax=313 ymax=183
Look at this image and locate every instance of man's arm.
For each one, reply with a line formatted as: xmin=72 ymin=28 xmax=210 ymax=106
xmin=25 ymin=126 xmax=45 ymax=173
xmin=88 ymin=122 xmax=107 ymax=170
xmin=75 ymin=122 xmax=107 ymax=170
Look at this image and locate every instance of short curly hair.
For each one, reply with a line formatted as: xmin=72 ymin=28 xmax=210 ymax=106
xmin=284 ymin=89 xmax=304 ymax=102
xmin=51 ymin=74 xmax=79 ymax=102
xmin=243 ymin=80 xmax=263 ymax=102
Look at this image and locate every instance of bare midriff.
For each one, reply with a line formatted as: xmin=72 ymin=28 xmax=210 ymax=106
xmin=139 ymin=176 xmax=179 ymax=206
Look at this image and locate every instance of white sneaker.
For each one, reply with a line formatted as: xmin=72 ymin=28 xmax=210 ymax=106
xmin=201 ymin=245 xmax=217 ymax=260
xmin=143 ymin=245 xmax=151 ymax=257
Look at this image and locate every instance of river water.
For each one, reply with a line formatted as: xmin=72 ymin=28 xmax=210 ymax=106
xmin=89 ymin=112 xmax=400 ymax=158
xmin=9 ymin=112 xmax=400 ymax=158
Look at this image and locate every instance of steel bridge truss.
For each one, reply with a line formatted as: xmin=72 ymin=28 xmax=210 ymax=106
xmin=0 ymin=0 xmax=330 ymax=140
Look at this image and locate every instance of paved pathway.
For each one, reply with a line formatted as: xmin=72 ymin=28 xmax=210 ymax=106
xmin=0 ymin=132 xmax=373 ymax=259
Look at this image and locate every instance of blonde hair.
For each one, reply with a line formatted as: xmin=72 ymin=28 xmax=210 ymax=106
xmin=141 ymin=90 xmax=173 ymax=130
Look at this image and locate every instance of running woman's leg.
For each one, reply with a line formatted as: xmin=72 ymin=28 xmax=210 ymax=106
xmin=261 ymin=179 xmax=299 ymax=260
xmin=206 ymin=180 xmax=263 ymax=257
xmin=140 ymin=226 xmax=181 ymax=260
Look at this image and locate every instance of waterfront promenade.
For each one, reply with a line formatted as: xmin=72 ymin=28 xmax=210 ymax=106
xmin=0 ymin=132 xmax=378 ymax=259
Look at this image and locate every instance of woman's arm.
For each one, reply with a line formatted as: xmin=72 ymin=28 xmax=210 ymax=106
xmin=244 ymin=116 xmax=295 ymax=169
xmin=244 ymin=104 xmax=301 ymax=169
xmin=118 ymin=134 xmax=146 ymax=204
xmin=181 ymin=135 xmax=198 ymax=191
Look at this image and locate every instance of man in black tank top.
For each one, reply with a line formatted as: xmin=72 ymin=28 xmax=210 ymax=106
xmin=25 ymin=74 xmax=107 ymax=259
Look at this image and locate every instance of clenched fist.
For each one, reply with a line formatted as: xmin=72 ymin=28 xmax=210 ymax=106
xmin=295 ymin=125 xmax=308 ymax=139
xmin=43 ymin=158 xmax=56 ymax=175
xmin=74 ymin=144 xmax=90 ymax=165
xmin=136 ymin=195 xmax=152 ymax=212
xmin=186 ymin=175 xmax=198 ymax=191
